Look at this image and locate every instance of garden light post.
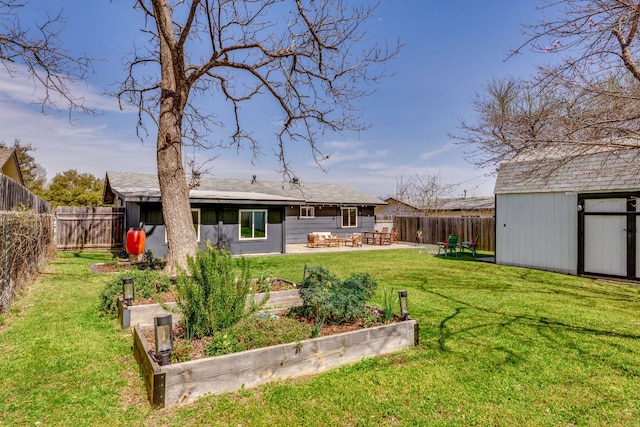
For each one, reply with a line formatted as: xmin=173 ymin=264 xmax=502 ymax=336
xmin=122 ymin=277 xmax=134 ymax=306
xmin=398 ymin=290 xmax=409 ymax=320
xmin=154 ymin=314 xmax=173 ymax=366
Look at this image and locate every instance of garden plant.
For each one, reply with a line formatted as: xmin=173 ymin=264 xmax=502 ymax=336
xmin=1 ymin=249 xmax=639 ymax=426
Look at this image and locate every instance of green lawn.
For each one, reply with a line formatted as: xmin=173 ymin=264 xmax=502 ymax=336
xmin=0 ymin=249 xmax=639 ymax=426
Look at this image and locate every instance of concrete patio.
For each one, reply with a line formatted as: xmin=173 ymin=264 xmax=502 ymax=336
xmin=283 ymin=242 xmax=439 ymax=255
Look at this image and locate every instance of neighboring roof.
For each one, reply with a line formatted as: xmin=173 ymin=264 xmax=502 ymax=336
xmin=436 ymin=197 xmax=494 ymax=211
xmin=495 ymin=150 xmax=640 ymax=194
xmin=103 ymin=171 xmax=386 ymax=206
xmin=0 ymin=148 xmax=24 ymax=185
xmin=383 ymin=196 xmax=494 ymax=212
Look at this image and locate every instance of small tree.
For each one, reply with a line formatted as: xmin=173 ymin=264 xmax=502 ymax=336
xmin=42 ymin=170 xmax=104 ymax=207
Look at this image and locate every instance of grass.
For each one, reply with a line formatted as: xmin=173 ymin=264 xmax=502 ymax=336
xmin=0 ymin=249 xmax=639 ymax=426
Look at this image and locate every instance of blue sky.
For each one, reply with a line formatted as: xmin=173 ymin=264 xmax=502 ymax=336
xmin=0 ymin=1 xmax=546 ymax=198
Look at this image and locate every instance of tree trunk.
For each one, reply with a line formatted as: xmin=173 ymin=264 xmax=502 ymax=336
xmin=153 ymin=0 xmax=198 ymax=274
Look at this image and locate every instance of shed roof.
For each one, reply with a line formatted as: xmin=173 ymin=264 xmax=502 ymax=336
xmin=494 ymin=150 xmax=640 ymax=194
xmin=103 ymin=171 xmax=386 ymax=206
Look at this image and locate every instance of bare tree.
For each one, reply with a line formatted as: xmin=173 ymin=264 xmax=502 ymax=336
xmin=452 ymin=1 xmax=640 ymax=178
xmin=0 ymin=0 xmax=92 ymax=113
xmin=393 ymin=173 xmax=453 ymax=215
xmin=117 ymin=0 xmax=398 ymax=272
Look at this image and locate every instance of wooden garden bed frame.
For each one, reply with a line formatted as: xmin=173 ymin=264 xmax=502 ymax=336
xmin=118 ymin=289 xmax=302 ymax=328
xmin=133 ymin=318 xmax=419 ymax=408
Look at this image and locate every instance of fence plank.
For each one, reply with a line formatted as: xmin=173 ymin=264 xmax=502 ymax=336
xmin=55 ymin=207 xmax=125 ymax=250
xmin=0 ymin=175 xmax=51 ymax=213
xmin=393 ymin=216 xmax=495 ymax=252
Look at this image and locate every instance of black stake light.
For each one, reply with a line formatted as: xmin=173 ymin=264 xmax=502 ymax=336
xmin=398 ymin=290 xmax=409 ymax=320
xmin=122 ymin=277 xmax=134 ymax=306
xmin=154 ymin=314 xmax=173 ymax=366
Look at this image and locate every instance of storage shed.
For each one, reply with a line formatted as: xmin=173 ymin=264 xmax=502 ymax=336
xmin=494 ymin=151 xmax=640 ymax=280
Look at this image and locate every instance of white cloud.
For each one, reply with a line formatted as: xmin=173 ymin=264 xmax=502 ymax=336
xmin=419 ymin=142 xmax=456 ymax=160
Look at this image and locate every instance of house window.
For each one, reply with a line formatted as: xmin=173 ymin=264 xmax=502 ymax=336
xmin=300 ymin=206 xmax=315 ymax=218
xmin=341 ymin=207 xmax=357 ymax=228
xmin=240 ymin=209 xmax=267 ymax=239
xmin=164 ymin=208 xmax=201 ymax=242
xmin=192 ymin=208 xmax=201 ymax=242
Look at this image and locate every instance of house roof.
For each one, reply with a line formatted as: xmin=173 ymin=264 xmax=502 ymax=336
xmin=103 ymin=171 xmax=386 ymax=206
xmin=494 ymin=150 xmax=640 ymax=194
xmin=0 ymin=148 xmax=24 ymax=185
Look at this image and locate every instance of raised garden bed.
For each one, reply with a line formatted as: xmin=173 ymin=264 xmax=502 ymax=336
xmin=118 ymin=282 xmax=301 ymax=329
xmin=133 ymin=318 xmax=419 ymax=408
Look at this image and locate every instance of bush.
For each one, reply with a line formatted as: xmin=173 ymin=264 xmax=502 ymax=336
xmin=97 ymin=270 xmax=172 ymax=318
xmin=298 ymin=266 xmax=377 ymax=323
xmin=205 ymin=333 xmax=243 ymax=356
xmin=175 ymin=243 xmax=266 ymax=340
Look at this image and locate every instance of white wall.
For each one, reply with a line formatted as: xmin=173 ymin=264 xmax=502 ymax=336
xmin=496 ymin=192 xmax=577 ymax=275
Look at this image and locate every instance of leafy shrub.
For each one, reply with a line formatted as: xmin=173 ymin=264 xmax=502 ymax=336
xmin=175 ymin=243 xmax=266 ymax=340
xmin=97 ymin=270 xmax=172 ymax=318
xmin=298 ymin=266 xmax=377 ymax=323
xmin=135 ymin=250 xmax=166 ymax=271
xmin=205 ymin=333 xmax=243 ymax=356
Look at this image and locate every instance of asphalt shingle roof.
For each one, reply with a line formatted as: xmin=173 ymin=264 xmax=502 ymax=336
xmin=494 ymin=151 xmax=640 ymax=194
xmin=104 ymin=171 xmax=386 ymax=205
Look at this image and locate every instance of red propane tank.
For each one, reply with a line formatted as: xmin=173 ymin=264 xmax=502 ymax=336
xmin=126 ymin=228 xmax=146 ymax=255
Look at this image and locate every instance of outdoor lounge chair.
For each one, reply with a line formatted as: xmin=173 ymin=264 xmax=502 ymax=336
xmin=437 ymin=234 xmax=459 ymax=257
xmin=460 ymin=234 xmax=479 ymax=256
xmin=307 ymin=232 xmax=332 ymax=248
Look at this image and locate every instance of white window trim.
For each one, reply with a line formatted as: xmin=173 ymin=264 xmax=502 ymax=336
xmin=341 ymin=206 xmax=358 ymax=228
xmin=300 ymin=205 xmax=315 ymax=218
xmin=239 ymin=209 xmax=268 ymax=240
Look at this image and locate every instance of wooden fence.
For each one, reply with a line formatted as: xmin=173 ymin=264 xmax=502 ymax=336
xmin=0 ymin=175 xmax=51 ymax=213
xmin=55 ymin=207 xmax=125 ymax=250
xmin=393 ymin=216 xmax=495 ymax=252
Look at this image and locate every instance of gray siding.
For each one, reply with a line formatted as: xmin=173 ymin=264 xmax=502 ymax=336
xmin=284 ymin=206 xmax=376 ymax=244
xmin=496 ymin=193 xmax=577 ymax=274
xmin=129 ymin=203 xmax=285 ymax=256
xmin=141 ymin=222 xmax=285 ymax=257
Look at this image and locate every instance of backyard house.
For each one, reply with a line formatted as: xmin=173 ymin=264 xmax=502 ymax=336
xmin=377 ymin=196 xmax=494 ymax=218
xmin=494 ymin=151 xmax=640 ymax=281
xmin=103 ymin=171 xmax=385 ymax=256
xmin=0 ymin=148 xmax=24 ymax=185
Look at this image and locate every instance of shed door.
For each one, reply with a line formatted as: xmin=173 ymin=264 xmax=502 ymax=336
xmin=579 ymin=195 xmax=638 ymax=279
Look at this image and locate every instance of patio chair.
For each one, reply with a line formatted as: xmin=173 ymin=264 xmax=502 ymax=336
xmin=389 ymin=227 xmax=399 ymax=244
xmin=460 ymin=234 xmax=480 ymax=257
xmin=437 ymin=234 xmax=459 ymax=257
xmin=344 ymin=233 xmax=363 ymax=247
xmin=378 ymin=227 xmax=391 ymax=245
